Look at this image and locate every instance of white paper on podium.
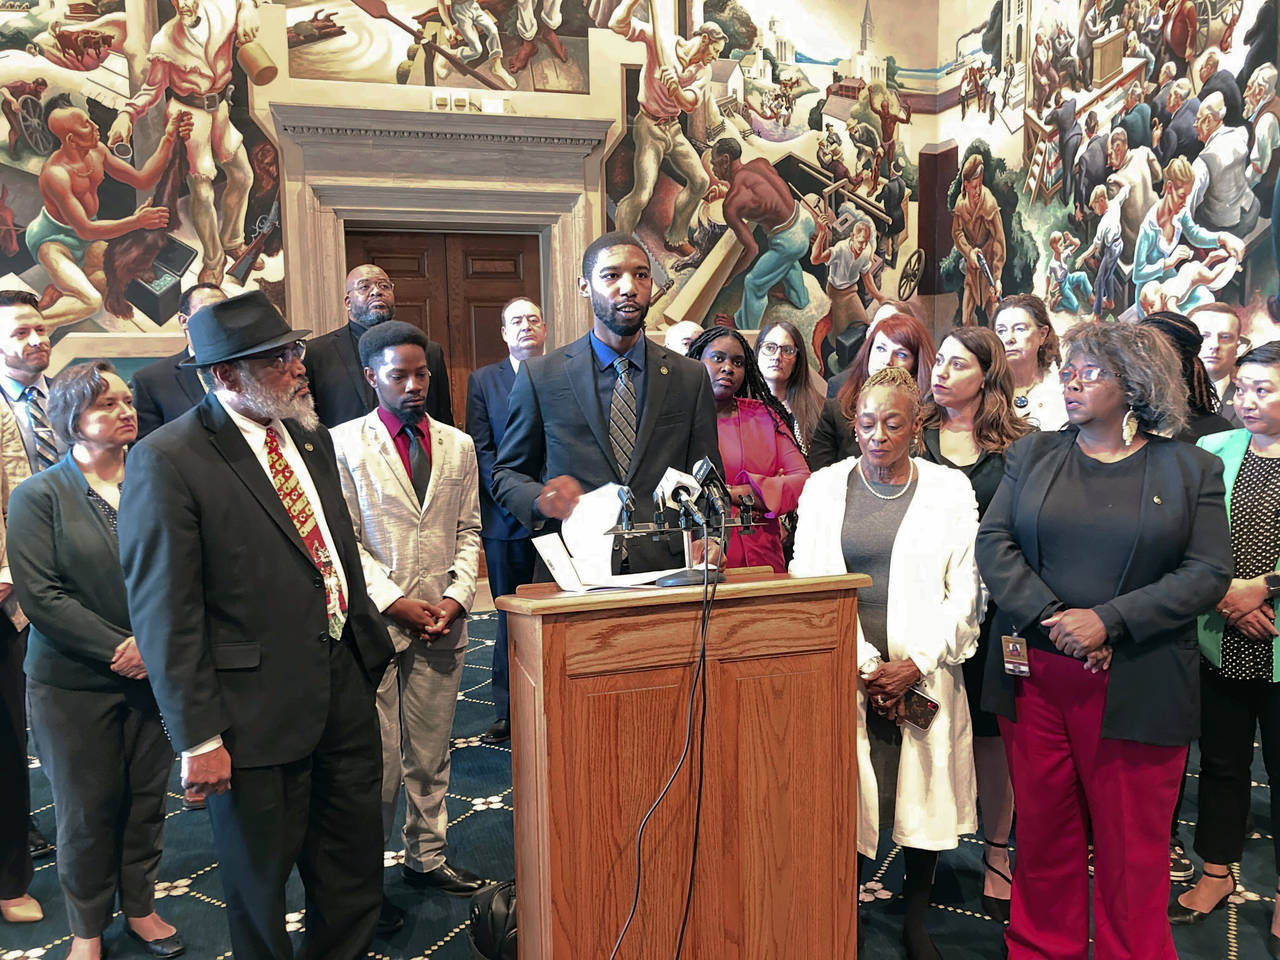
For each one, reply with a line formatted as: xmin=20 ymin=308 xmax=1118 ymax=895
xmin=532 ymin=531 xmax=683 ymax=593
xmin=560 ymin=482 xmax=625 ymax=577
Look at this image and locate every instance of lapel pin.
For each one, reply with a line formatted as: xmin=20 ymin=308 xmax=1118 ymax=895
xmin=1153 ymin=495 xmax=1162 ymax=504
xmin=660 ymin=365 xmax=669 ymax=375
xmin=304 ymin=442 xmax=314 ymax=452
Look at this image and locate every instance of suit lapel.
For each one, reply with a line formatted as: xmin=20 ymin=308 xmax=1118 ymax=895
xmin=1018 ymin=435 xmax=1073 ymax=572
xmin=629 ymin=340 xmax=670 ymax=483
xmin=365 ymin=412 xmax=418 ymax=506
xmin=200 ymin=397 xmax=312 ymax=565
xmin=565 ymin=336 xmax=622 ymax=477
xmin=337 ymin=329 xmax=374 ymax=410
xmin=174 ymin=353 xmax=205 ymax=406
xmin=1115 ymin=442 xmax=1160 ymax=594
xmin=422 ymin=417 xmax=447 ymax=513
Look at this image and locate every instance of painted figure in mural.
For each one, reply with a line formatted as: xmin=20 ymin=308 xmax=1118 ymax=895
xmin=1198 ymin=48 xmax=1245 ymax=127
xmin=959 ymin=67 xmax=974 ymax=120
xmin=436 ymin=0 xmax=518 ymax=89
xmin=1126 ymin=30 xmax=1155 ymax=80
xmin=877 ymin=158 xmax=910 ymax=267
xmin=1106 ymin=127 xmax=1164 ymax=261
xmin=1077 ymin=0 xmax=1106 ymax=88
xmin=1073 ymin=111 xmax=1108 ymax=229
xmin=1114 ymin=81 xmax=1153 ymax=150
xmin=1046 ymin=91 xmax=1082 ymax=209
xmin=984 ymin=66 xmax=998 ymax=124
xmin=1245 ymin=63 xmax=1280 ymax=208
xmin=869 ymin=87 xmax=910 ymax=172
xmin=1002 ymin=54 xmax=1015 ymax=110
xmin=951 ymin=154 xmax=1005 ymax=326
xmin=1045 ymin=231 xmax=1095 ymax=313
xmin=1152 ymin=60 xmax=1178 ymax=125
xmin=1031 ymin=30 xmax=1058 ymax=114
xmin=812 ymin=211 xmax=882 ymax=338
xmin=709 ymin=138 xmax=817 ymax=330
xmin=1138 ymin=247 xmax=1240 ymax=313
xmin=1 ymin=77 xmax=46 ymax=160
xmin=817 ymin=138 xmax=853 ymax=185
xmin=30 ymin=108 xmax=194 ymax=329
xmin=508 ymin=0 xmax=568 ymax=74
xmin=1052 ymin=21 xmax=1085 ymax=92
xmin=1154 ymin=78 xmax=1203 ymax=164
xmin=1190 ymin=92 xmax=1261 ymax=236
xmin=609 ymin=0 xmax=723 ymax=257
xmin=1162 ymin=0 xmax=1198 ymax=76
xmin=1240 ymin=0 xmax=1278 ymax=102
xmin=1077 ymin=184 xmax=1129 ymax=318
xmin=1133 ymin=156 xmax=1244 ymax=317
xmin=106 ymin=0 xmax=260 ymax=286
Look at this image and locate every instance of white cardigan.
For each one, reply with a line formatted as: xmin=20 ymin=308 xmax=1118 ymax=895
xmin=790 ymin=456 xmax=981 ymax=856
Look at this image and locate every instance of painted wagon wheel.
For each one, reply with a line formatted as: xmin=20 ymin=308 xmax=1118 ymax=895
xmin=1193 ymin=0 xmax=1212 ymax=57
xmin=17 ymin=96 xmax=54 ymax=156
xmin=897 ymin=249 xmax=924 ymax=300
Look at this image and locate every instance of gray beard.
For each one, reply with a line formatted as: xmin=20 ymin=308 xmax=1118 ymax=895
xmin=233 ymin=363 xmax=320 ymax=431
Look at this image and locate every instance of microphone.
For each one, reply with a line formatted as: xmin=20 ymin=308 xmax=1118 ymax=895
xmin=656 ymin=467 xmax=706 ymax=529
xmin=617 ymin=485 xmax=636 ymax=531
xmin=692 ymin=457 xmax=729 ymax=518
xmin=651 ymin=488 xmax=669 ymax=540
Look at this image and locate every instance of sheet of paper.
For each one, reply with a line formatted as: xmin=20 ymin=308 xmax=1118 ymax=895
xmin=532 ymin=533 xmax=685 ymax=593
xmin=560 ymin=482 xmax=625 ymax=580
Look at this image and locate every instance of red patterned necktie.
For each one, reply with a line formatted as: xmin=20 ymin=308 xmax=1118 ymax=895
xmin=264 ymin=427 xmax=347 ymax=639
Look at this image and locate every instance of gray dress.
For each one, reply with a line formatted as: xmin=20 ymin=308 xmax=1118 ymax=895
xmin=842 ymin=464 xmax=917 ymax=830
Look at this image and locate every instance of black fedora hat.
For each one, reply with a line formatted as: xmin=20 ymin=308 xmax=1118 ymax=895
xmin=182 ymin=290 xmax=311 ymax=367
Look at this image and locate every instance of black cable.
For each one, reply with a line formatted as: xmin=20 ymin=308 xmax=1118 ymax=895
xmin=609 ymin=522 xmax=718 ymax=960
xmin=673 ymin=512 xmax=722 ymax=957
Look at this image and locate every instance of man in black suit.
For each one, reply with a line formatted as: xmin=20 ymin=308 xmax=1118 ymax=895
xmin=465 ymin=297 xmax=545 ymax=745
xmin=131 ymin=283 xmax=225 ymax=440
xmin=492 ymin=232 xmax=723 ymax=575
xmin=305 ymin=264 xmax=453 ymax=428
xmin=119 ymin=291 xmax=399 ymax=960
xmin=1151 ymin=61 xmax=1178 ymax=126
xmin=1074 ymin=110 xmax=1109 ymax=229
xmin=1046 ymin=92 xmax=1082 ymax=210
xmin=1154 ymin=79 xmax=1203 ymax=163
xmin=1198 ymin=48 xmax=1245 ymax=127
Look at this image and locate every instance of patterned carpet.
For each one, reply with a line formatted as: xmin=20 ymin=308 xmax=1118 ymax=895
xmin=8 ymin=612 xmax=1273 ymax=959
xmin=859 ymin=741 xmax=1277 ymax=959
xmin=8 ymin=613 xmax=514 ymax=960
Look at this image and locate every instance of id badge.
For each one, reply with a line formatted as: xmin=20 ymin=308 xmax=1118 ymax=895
xmin=1002 ymin=634 xmax=1030 ymax=676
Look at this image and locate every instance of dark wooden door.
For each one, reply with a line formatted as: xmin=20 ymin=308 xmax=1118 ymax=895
xmin=344 ymin=231 xmax=542 ymax=426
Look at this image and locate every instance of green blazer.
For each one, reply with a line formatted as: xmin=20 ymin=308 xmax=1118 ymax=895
xmin=1196 ymin=429 xmax=1280 ymax=679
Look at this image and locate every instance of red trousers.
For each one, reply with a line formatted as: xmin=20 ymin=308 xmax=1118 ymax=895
xmin=999 ymin=648 xmax=1187 ymax=960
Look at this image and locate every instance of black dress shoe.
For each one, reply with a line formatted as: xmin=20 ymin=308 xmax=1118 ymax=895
xmin=27 ymin=819 xmax=53 ymax=860
xmin=126 ymin=928 xmax=186 ymax=958
xmin=1168 ymin=870 xmax=1233 ymax=925
xmin=480 ymin=719 xmax=510 ymax=744
xmin=402 ymin=860 xmax=491 ymax=896
xmin=375 ymin=898 xmax=405 ymax=936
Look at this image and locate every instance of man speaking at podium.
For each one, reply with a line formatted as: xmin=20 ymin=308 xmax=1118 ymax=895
xmin=492 ymin=231 xmax=723 ymax=574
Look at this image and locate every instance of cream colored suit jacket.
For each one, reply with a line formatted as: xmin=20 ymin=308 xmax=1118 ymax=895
xmin=332 ymin=411 xmax=482 ymax=653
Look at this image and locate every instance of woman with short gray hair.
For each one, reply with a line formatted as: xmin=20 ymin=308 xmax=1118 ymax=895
xmin=11 ymin=361 xmax=184 ymax=960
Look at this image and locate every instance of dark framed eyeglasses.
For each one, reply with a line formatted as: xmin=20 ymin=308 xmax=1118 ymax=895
xmin=249 ymin=340 xmax=307 ymax=371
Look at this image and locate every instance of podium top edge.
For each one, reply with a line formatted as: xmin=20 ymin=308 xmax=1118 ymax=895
xmin=493 ymin=571 xmax=872 ymax=615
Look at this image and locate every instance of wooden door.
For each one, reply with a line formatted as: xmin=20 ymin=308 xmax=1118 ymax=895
xmin=345 ymin=230 xmax=542 ymax=427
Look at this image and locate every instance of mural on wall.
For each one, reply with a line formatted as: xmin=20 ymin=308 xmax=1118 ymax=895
xmin=285 ymin=0 xmax=595 ymax=93
xmin=0 ymin=0 xmax=283 ymax=343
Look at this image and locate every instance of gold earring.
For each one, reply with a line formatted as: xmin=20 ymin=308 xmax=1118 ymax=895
xmin=1122 ymin=407 xmax=1138 ymax=447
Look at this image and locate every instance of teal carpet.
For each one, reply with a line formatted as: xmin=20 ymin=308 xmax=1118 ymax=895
xmin=7 ymin=613 xmax=513 ymax=959
xmin=8 ymin=614 xmax=1273 ymax=958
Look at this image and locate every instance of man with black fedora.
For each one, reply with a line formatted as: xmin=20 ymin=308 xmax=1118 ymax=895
xmin=118 ymin=290 xmax=399 ymax=960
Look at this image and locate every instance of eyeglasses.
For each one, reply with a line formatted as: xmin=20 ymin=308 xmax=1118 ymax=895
xmin=759 ymin=342 xmax=798 ymax=358
xmin=1058 ymin=365 xmax=1111 ymax=385
xmin=250 ymin=341 xmax=307 ymax=371
xmin=705 ymin=350 xmax=745 ymax=368
xmin=352 ymin=279 xmax=394 ymax=295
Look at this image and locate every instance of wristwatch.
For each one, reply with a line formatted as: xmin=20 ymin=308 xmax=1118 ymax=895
xmin=1266 ymin=572 xmax=1280 ymax=599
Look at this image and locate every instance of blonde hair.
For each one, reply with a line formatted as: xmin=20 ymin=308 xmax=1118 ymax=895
xmin=1165 ymin=156 xmax=1196 ymax=189
xmin=857 ymin=365 xmax=922 ymax=421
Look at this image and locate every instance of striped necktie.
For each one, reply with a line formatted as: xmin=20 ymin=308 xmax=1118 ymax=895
xmin=608 ymin=356 xmax=636 ymax=476
xmin=22 ymin=385 xmax=57 ymax=472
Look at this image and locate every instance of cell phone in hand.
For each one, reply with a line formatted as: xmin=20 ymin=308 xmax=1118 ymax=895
xmin=901 ymin=685 xmax=940 ymax=732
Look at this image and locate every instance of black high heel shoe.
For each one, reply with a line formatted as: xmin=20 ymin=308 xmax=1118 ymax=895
xmin=1167 ymin=867 xmax=1233 ymax=925
xmin=982 ymin=837 xmax=1012 ymax=924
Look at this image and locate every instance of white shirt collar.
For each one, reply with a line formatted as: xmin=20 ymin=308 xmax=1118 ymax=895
xmin=219 ymin=396 xmax=285 ymax=449
xmin=509 ymin=355 xmax=521 ymax=373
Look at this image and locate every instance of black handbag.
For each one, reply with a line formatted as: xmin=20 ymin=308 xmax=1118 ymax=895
xmin=469 ymin=879 xmax=517 ymax=960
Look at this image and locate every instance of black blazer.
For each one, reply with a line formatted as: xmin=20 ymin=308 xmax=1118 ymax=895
xmin=10 ymin=454 xmax=135 ymax=693
xmin=976 ymin=430 xmax=1232 ymax=745
xmin=305 ymin=323 xmax=453 ymax=428
xmin=808 ymin=396 xmax=858 ymax=472
xmin=491 ymin=333 xmax=722 ymax=573
xmin=118 ymin=394 xmax=394 ymax=767
xmin=130 ymin=350 xmax=204 ymax=440
xmin=1157 ymin=97 xmax=1204 ymax=165
xmin=1200 ymin=69 xmax=1245 ymax=127
xmin=465 ymin=358 xmax=527 ymax=542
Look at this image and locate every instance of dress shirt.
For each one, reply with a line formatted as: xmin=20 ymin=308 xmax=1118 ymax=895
xmin=183 ymin=399 xmax=350 ymax=762
xmin=510 ymin=356 xmax=521 ymax=375
xmin=375 ymin=405 xmax=431 ymax=482
xmin=827 ymin=236 xmax=876 ymax=290
xmin=588 ymin=329 xmax=648 ymax=426
xmin=1096 ymin=185 xmax=1129 ymax=248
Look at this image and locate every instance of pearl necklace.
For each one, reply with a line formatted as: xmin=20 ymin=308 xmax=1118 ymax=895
xmin=858 ymin=460 xmax=916 ymax=500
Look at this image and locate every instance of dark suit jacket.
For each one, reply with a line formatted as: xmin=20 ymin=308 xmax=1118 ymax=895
xmin=1200 ymin=69 xmax=1245 ymax=127
xmin=1114 ymin=102 xmax=1153 ymax=151
xmin=808 ymin=396 xmax=858 ymax=472
xmin=976 ymin=430 xmax=1231 ymax=746
xmin=1152 ymin=81 xmax=1175 ymax=126
xmin=118 ymin=394 xmax=394 ymax=768
xmin=305 ymin=323 xmax=453 ymax=428
xmin=1074 ymin=134 xmax=1109 ymax=216
xmin=10 ymin=454 xmax=135 ymax=693
xmin=1157 ymin=98 xmax=1204 ymax=164
xmin=130 ymin=350 xmax=204 ymax=440
xmin=491 ymin=333 xmax=723 ymax=573
xmin=1047 ymin=99 xmax=1081 ymax=207
xmin=466 ymin=358 xmax=527 ymax=542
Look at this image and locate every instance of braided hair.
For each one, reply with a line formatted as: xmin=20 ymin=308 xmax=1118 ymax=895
xmin=687 ymin=326 xmax=798 ymax=444
xmin=1140 ymin=310 xmax=1221 ymax=417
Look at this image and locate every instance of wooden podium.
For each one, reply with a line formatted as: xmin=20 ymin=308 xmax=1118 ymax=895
xmin=496 ymin=570 xmax=867 ymax=958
